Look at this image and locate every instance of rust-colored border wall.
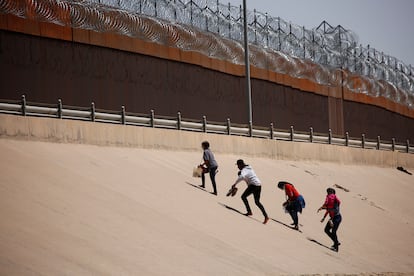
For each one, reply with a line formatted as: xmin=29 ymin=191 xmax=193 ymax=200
xmin=2 ymin=13 xmax=413 ymax=119
xmin=0 ymin=14 xmax=413 ymax=142
xmin=0 ymin=30 xmax=330 ymax=133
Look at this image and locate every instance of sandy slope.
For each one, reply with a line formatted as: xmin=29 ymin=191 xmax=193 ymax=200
xmin=0 ymin=138 xmax=413 ymax=275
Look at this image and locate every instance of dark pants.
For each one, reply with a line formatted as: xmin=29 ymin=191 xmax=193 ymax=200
xmin=241 ymin=185 xmax=268 ymax=218
xmin=201 ymin=166 xmax=217 ymax=193
xmin=325 ymin=214 xmax=342 ymax=246
xmin=285 ymin=199 xmax=302 ymax=226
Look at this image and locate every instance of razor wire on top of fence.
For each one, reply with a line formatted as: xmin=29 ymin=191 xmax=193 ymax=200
xmin=91 ymin=0 xmax=414 ymax=106
xmin=1 ymin=0 xmax=413 ymax=110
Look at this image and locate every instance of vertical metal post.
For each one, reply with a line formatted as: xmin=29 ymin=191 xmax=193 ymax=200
xmin=407 ymin=140 xmax=410 ymax=153
xmin=227 ymin=118 xmax=231 ymax=135
xmin=202 ymin=116 xmax=207 ymax=132
xmin=243 ymin=0 xmax=252 ymax=125
xmin=328 ymin=129 xmax=332 ymax=144
xmin=57 ymin=99 xmax=62 ymax=119
xmin=248 ymin=121 xmax=252 ymax=137
xmin=174 ymin=0 xmax=177 ymax=21
xmin=121 ymin=106 xmax=126 ymax=125
xmin=216 ymin=0 xmax=219 ymax=33
xmin=265 ymin=13 xmax=269 ymax=48
xmin=290 ymin=126 xmax=294 ymax=141
xmin=376 ymin=136 xmax=380 ymax=150
xmin=277 ymin=17 xmax=281 ymax=51
xmin=345 ymin=132 xmax=349 ymax=146
xmin=21 ymin=95 xmax=26 ymax=116
xmin=177 ymin=112 xmax=181 ymax=130
xmin=302 ymin=26 xmax=306 ymax=59
xmin=150 ymin=109 xmax=155 ymax=127
xmin=269 ymin=123 xmax=274 ymax=140
xmin=190 ymin=0 xmax=193 ymax=26
xmin=362 ymin=134 xmax=365 ymax=149
xmin=309 ymin=127 xmax=313 ymax=142
xmin=228 ymin=3 xmax=231 ymax=38
xmin=253 ymin=9 xmax=257 ymax=44
xmin=205 ymin=14 xmax=208 ymax=32
xmin=392 ymin=138 xmax=395 ymax=151
xmin=91 ymin=102 xmax=95 ymax=122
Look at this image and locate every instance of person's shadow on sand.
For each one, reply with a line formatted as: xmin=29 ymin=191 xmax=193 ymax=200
xmin=270 ymin=218 xmax=303 ymax=233
xmin=306 ymin=237 xmax=337 ymax=252
xmin=185 ymin=181 xmax=214 ymax=195
xmin=218 ymin=203 xmax=262 ymax=223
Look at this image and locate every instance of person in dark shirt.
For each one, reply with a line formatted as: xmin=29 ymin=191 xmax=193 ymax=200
xmin=199 ymin=141 xmax=218 ymax=195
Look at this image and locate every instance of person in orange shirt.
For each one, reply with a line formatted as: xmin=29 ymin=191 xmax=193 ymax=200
xmin=277 ymin=181 xmax=305 ymax=230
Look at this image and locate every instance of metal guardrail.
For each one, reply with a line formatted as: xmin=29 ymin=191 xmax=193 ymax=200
xmin=0 ymin=96 xmax=412 ymax=154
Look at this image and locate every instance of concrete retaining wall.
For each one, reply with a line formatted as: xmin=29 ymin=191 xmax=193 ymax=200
xmin=1 ymin=114 xmax=413 ymax=168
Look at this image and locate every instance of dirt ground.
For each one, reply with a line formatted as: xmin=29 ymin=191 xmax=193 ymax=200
xmin=0 ymin=138 xmax=413 ymax=275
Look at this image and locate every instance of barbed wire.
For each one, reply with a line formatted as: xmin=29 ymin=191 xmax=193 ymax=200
xmin=1 ymin=0 xmax=413 ymax=108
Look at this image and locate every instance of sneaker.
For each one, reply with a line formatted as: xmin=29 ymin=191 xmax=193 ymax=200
xmin=263 ymin=217 xmax=269 ymax=224
xmin=244 ymin=212 xmax=253 ymax=216
xmin=294 ymin=224 xmax=299 ymax=231
xmin=211 ymin=191 xmax=217 ymax=196
xmin=199 ymin=185 xmax=205 ymax=188
xmin=226 ymin=187 xmax=236 ymax=196
xmin=331 ymin=243 xmax=340 ymax=252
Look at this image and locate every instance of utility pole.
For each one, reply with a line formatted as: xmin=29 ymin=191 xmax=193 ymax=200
xmin=242 ymin=0 xmax=252 ymax=125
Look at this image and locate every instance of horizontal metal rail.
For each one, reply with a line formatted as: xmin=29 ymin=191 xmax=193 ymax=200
xmin=0 ymin=97 xmax=412 ymax=154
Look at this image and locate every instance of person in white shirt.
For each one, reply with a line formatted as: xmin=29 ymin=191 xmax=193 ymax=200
xmin=231 ymin=159 xmax=269 ymax=224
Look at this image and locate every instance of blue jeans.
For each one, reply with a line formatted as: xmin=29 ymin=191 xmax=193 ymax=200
xmin=325 ymin=214 xmax=342 ymax=245
xmin=201 ymin=166 xmax=217 ymax=193
xmin=286 ymin=199 xmax=301 ymax=226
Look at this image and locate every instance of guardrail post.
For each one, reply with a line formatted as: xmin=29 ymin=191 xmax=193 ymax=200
xmin=309 ymin=127 xmax=313 ymax=142
xmin=21 ymin=95 xmax=26 ymax=116
xmin=57 ymin=99 xmax=62 ymax=119
xmin=407 ymin=140 xmax=410 ymax=153
xmin=91 ymin=102 xmax=95 ymax=122
xmin=202 ymin=116 xmax=207 ymax=132
xmin=290 ymin=126 xmax=294 ymax=141
xmin=345 ymin=132 xmax=349 ymax=146
xmin=177 ymin=112 xmax=181 ymax=130
xmin=328 ymin=129 xmax=332 ymax=144
xmin=376 ymin=136 xmax=380 ymax=150
xmin=227 ymin=118 xmax=231 ymax=135
xmin=248 ymin=121 xmax=253 ymax=137
xmin=270 ymin=123 xmax=274 ymax=140
xmin=121 ymin=106 xmax=126 ymax=125
xmin=362 ymin=134 xmax=365 ymax=149
xmin=392 ymin=138 xmax=395 ymax=151
xmin=150 ymin=110 xmax=155 ymax=127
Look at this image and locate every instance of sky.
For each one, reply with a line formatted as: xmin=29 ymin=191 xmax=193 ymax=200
xmin=224 ymin=0 xmax=414 ymax=67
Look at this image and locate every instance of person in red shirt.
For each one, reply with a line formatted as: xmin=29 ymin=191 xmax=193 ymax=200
xmin=277 ymin=181 xmax=305 ymax=230
xmin=318 ymin=187 xmax=342 ymax=252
